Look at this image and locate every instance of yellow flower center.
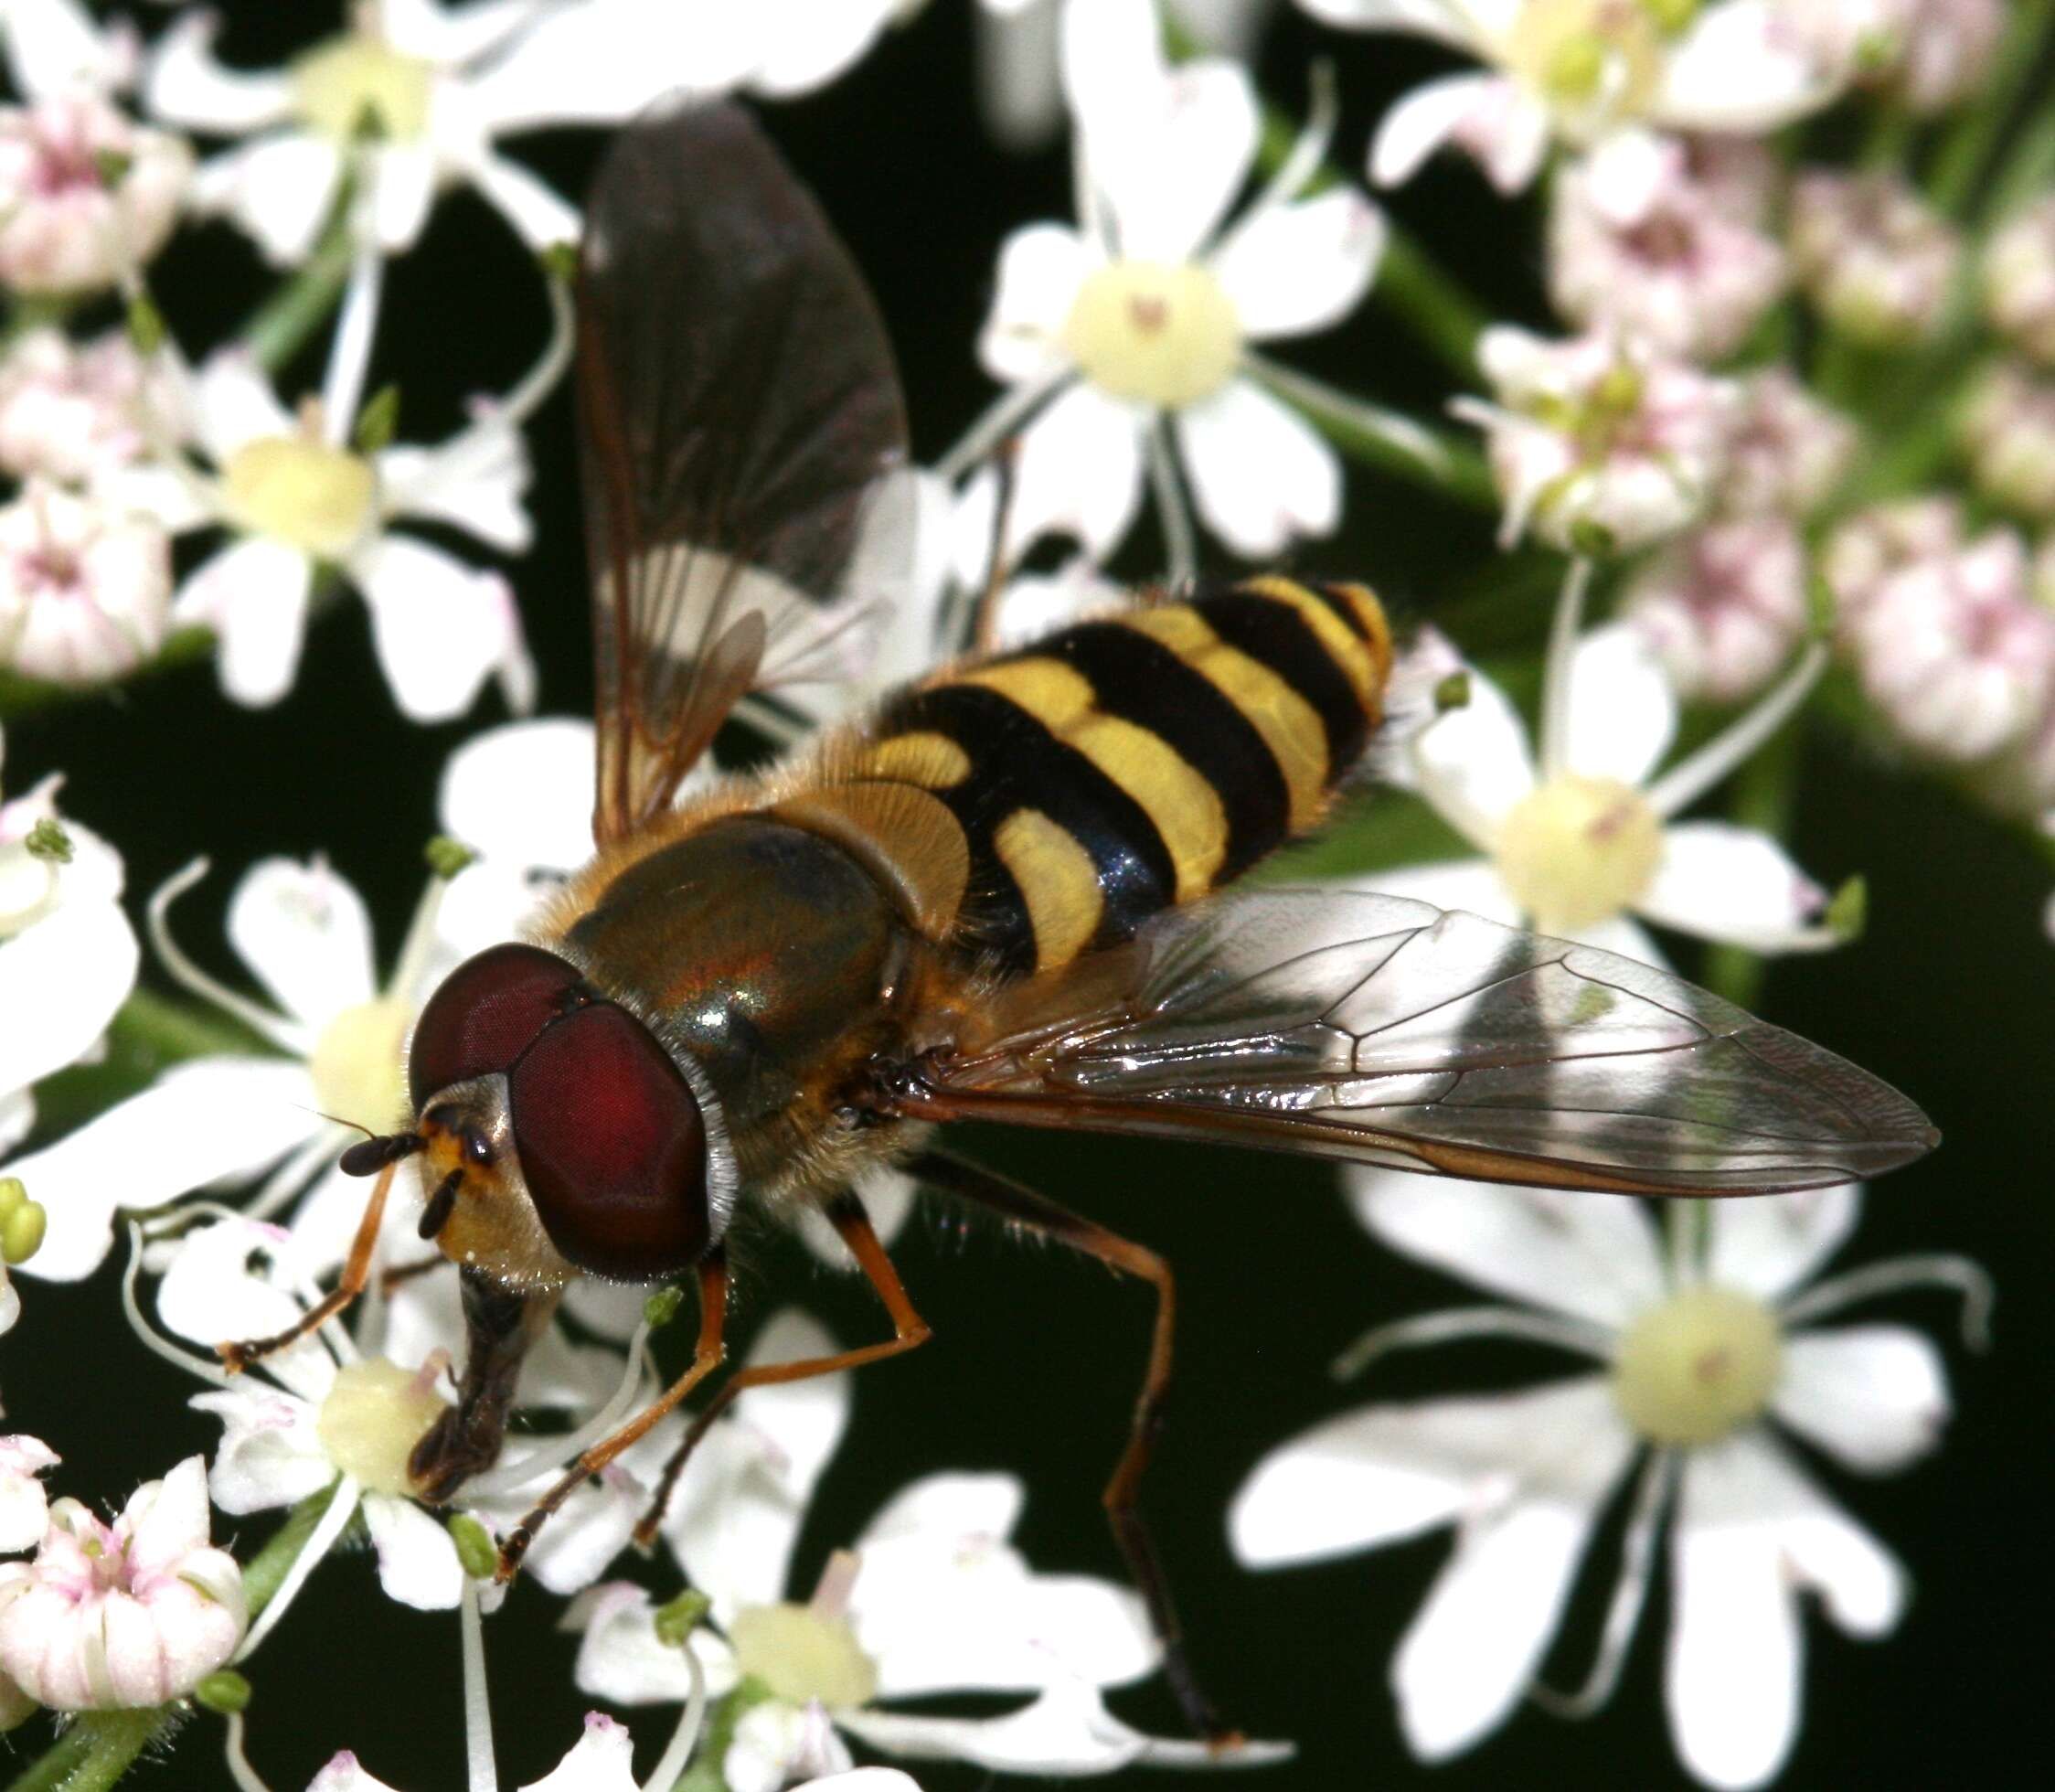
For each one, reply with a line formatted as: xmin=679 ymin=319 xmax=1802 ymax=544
xmin=316 ymin=1358 xmax=446 ymax=1495
xmin=728 ymin=1602 xmax=879 ymax=1712
xmin=309 ymin=997 xmax=410 ymax=1136
xmin=292 ymin=35 xmax=434 ymax=142
xmin=1613 ymin=1285 xmax=1783 ymax=1445
xmin=222 ymin=435 xmax=378 ymax=559
xmin=1061 ymin=261 xmax=1241 ymax=410
xmin=1506 ymin=0 xmax=1666 ymax=121
xmin=1495 ymin=774 xmax=1663 ymax=934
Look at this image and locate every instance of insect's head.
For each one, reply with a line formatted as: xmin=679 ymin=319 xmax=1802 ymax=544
xmin=342 ymin=942 xmax=731 ymax=1284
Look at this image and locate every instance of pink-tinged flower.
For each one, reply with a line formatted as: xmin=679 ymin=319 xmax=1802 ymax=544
xmin=0 ymin=1456 xmax=245 ymax=1710
xmin=1820 ymin=495 xmax=1964 ymax=617
xmin=1720 ymin=368 xmax=1857 ymax=518
xmin=1841 ymin=524 xmax=2055 ymax=761
xmin=1453 ymin=327 xmax=1739 ymax=550
xmin=0 ymin=92 xmax=189 ymax=293
xmin=1984 ymin=197 xmax=2055 ymax=368
xmin=0 ymin=480 xmax=170 ymax=685
xmin=0 ymin=1435 xmax=59 ymax=1553
xmin=949 ymin=0 xmax=1388 ymax=565
xmin=1548 ymin=130 xmax=1788 ymax=362
xmin=1789 ymin=170 xmax=1960 ymax=347
xmin=1308 ymin=0 xmax=1841 ymax=196
xmin=1232 ymin=1181 xmax=1983 ymax=1786
xmin=0 ymin=328 xmax=175 ymax=487
xmin=1960 ymin=362 xmax=2055 ymax=520
xmin=1885 ymin=0 xmax=2003 ymax=114
xmin=1624 ymin=516 xmax=1809 ymax=703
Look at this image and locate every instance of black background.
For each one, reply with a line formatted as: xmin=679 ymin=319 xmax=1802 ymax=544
xmin=4 ymin=4 xmax=2050 ymax=1789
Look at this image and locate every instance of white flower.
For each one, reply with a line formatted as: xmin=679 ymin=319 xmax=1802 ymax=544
xmin=1984 ymin=195 xmax=2055 ymax=368
xmin=1231 ymin=1179 xmax=1983 ymax=1787
xmin=1547 ymin=131 xmax=1787 ymax=362
xmin=0 ymin=0 xmax=142 ymax=101
xmin=1453 ymin=326 xmax=1738 ymax=550
xmin=0 ymin=327 xmax=174 ymax=487
xmin=1372 ymin=598 xmax=1841 ymax=961
xmin=1307 ymin=0 xmax=1839 ymax=195
xmin=1789 ymin=170 xmax=1960 ymax=347
xmin=571 ymin=1307 xmax=1270 ymax=1783
xmin=0 ymin=1455 xmax=245 ymax=1709
xmin=0 ymin=479 xmax=170 ymax=684
xmin=1959 ymin=361 xmax=2055 ymax=521
xmin=950 ymin=0 xmax=1387 ymax=564
xmin=0 ymin=1434 xmax=57 ymax=1552
xmin=1624 ymin=516 xmax=1809 ymax=703
xmin=0 ymin=730 xmax=138 ymax=1165
xmin=1719 ymin=367 xmax=1856 ymax=518
xmin=8 ymin=855 xmax=443 ymax=1283
xmin=0 ymin=91 xmax=189 ymax=293
xmin=144 ymin=0 xmax=904 ymax=265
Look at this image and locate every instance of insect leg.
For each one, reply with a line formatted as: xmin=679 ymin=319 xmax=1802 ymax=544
xmin=216 ymin=1158 xmax=396 ymax=1372
xmin=906 ymin=1145 xmax=1237 ymax=1748
xmin=495 ymin=1247 xmax=731 ymax=1584
xmin=631 ymin=1189 xmax=932 ymax=1548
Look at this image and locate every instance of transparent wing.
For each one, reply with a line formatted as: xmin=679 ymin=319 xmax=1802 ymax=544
xmin=578 ymin=100 xmax=911 ymax=843
xmin=902 ymin=890 xmax=1936 ymax=1195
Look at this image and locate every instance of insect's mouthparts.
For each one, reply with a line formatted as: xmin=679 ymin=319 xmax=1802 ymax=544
xmin=339 ymin=1131 xmax=428 ymax=1177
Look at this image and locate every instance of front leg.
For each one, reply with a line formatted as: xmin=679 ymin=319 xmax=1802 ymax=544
xmin=410 ymin=1268 xmax=564 ymax=1503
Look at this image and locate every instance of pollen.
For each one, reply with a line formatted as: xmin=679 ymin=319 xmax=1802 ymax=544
xmin=292 ymin=35 xmax=435 ymax=142
xmin=728 ymin=1601 xmax=879 ymax=1712
xmin=1061 ymin=261 xmax=1241 ymax=411
xmin=316 ymin=1358 xmax=447 ymax=1496
xmin=1494 ymin=773 xmax=1663 ymax=933
xmin=1612 ymin=1284 xmax=1783 ymax=1446
xmin=222 ymin=435 xmax=378 ymax=560
xmin=310 ymin=997 xmax=410 ymax=1136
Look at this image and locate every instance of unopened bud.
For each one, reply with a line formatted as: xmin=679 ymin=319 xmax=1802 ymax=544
xmin=24 ymin=819 xmax=70 ymax=864
xmin=2 ymin=1198 xmax=48 ymax=1266
xmin=354 ymin=385 xmax=400 ymax=454
xmin=643 ymin=1286 xmax=684 ymax=1329
xmin=449 ymin=1514 xmax=497 ymax=1581
xmin=653 ymin=1588 xmax=711 ymax=1648
xmin=1826 ymin=875 xmax=1867 ymax=942
xmin=1432 ymin=670 xmax=1471 ymax=714
xmin=538 ymin=241 xmax=579 ymax=285
xmin=125 ymin=292 xmax=167 ymax=357
xmin=193 ymin=1669 xmax=251 ymax=1714
xmin=423 ymin=835 xmax=475 ymax=880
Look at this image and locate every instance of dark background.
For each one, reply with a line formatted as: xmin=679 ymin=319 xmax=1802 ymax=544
xmin=5 ymin=4 xmax=2050 ymax=1788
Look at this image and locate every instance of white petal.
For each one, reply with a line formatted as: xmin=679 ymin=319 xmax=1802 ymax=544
xmin=187 ymin=350 xmax=293 ymax=464
xmin=559 ymin=1275 xmax=650 ymax=1345
xmin=0 ymin=1435 xmax=58 ymax=1552
xmin=793 ymin=1165 xmax=916 ymax=1267
xmin=1004 ymin=382 xmax=1145 ymax=561
xmin=518 ymin=1712 xmax=642 ymax=1792
xmin=367 ymin=145 xmax=436 ymax=253
xmin=364 ymin=1493 xmax=465 ymax=1610
xmin=173 ymin=538 xmax=314 ymax=709
xmin=144 ymin=14 xmax=295 ymax=132
xmin=6 ymin=1058 xmax=318 ymax=1282
xmin=1667 ymin=1434 xmax=1905 ymax=1789
xmin=750 ymin=0 xmax=900 ymax=96
xmin=378 ymin=414 xmax=534 ymax=553
xmin=1210 ymin=187 xmax=1385 ymax=341
xmin=1175 ymin=377 xmax=1341 ymax=556
xmin=1298 ymin=1 xmax=1491 ymax=48
xmin=189 ymin=1384 xmax=332 ymax=1514
xmin=228 ymin=857 xmax=378 ymax=1029
xmin=190 ymin=133 xmax=346 ymax=268
xmin=1562 ymin=623 xmax=1676 ymax=786
xmin=1405 ymin=658 xmax=1536 ymax=846
xmin=978 ymin=223 xmax=1092 ymax=385
xmin=352 ymin=536 xmax=526 ymax=723
xmin=1656 ymin=0 xmax=1837 ymax=135
xmin=1337 ymin=858 xmax=1523 ymax=924
xmin=439 ymin=717 xmax=596 ymax=870
xmin=1569 ymin=912 xmax=1667 ymax=965
xmin=155 ymin=1214 xmax=328 ymax=1379
xmin=0 ymin=893 xmax=136 ymax=1100
xmin=1636 ymin=824 xmax=1829 ymax=953
xmin=0 ymin=1088 xmax=33 ymax=1157
xmin=566 ymin=1581 xmax=740 ymax=1706
xmin=1706 ymin=1186 xmax=1859 ymax=1303
xmin=1081 ymin=59 xmax=1258 ymax=263
xmin=1347 ymin=1170 xmax=1664 ymax=1326
xmin=465 ymin=150 xmax=581 ymax=250
xmin=1773 ymin=1326 xmax=1950 ymax=1474
xmin=1368 ymin=71 xmax=1498 ymax=188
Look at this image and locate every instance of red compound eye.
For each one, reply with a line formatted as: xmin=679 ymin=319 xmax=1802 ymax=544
xmin=409 ymin=944 xmax=586 ymax=1109
xmin=506 ymin=1001 xmax=709 ymax=1279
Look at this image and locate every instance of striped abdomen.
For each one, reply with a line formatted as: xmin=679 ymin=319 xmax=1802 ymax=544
xmin=808 ymin=577 xmax=1391 ymax=977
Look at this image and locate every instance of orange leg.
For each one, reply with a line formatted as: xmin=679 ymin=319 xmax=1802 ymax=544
xmin=496 ymin=1249 xmax=733 ymax=1582
xmin=632 ymin=1190 xmax=932 ymax=1549
xmin=906 ymin=1147 xmax=1236 ymax=1747
xmin=217 ymin=1159 xmax=399 ymax=1372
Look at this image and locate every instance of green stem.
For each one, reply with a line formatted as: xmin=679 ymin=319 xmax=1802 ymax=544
xmin=1372 ymin=227 xmax=1487 ymax=378
xmin=1926 ymin=0 xmax=2055 ymax=217
xmin=9 ymin=1710 xmax=168 ymax=1792
xmin=243 ymin=1489 xmax=337 ymax=1621
xmin=1982 ymin=98 xmax=2055 ymax=231
xmin=1 ymin=1728 xmax=92 ymax=1792
xmin=240 ymin=223 xmax=356 ymax=375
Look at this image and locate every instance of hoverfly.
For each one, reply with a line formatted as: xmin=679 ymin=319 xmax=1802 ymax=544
xmin=220 ymin=101 xmax=1936 ymax=1740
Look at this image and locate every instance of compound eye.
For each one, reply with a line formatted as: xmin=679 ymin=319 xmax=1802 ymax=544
xmin=506 ymin=1001 xmax=709 ymax=1279
xmin=409 ymin=943 xmax=586 ymax=1109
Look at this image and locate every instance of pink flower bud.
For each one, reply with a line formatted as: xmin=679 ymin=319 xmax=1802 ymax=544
xmin=1822 ymin=496 xmax=1964 ymax=619
xmin=1960 ymin=363 xmax=2055 ymax=519
xmin=1625 ymin=517 xmax=1810 ymax=702
xmin=0 ymin=1456 xmax=245 ymax=1711
xmin=1549 ymin=133 xmax=1788 ymax=362
xmin=1984 ymin=197 xmax=2055 ymax=368
xmin=0 ymin=480 xmax=171 ymax=684
xmin=1790 ymin=171 xmax=1960 ymax=346
xmin=1721 ymin=368 xmax=1858 ymax=518
xmin=0 ymin=329 xmax=169 ymax=486
xmin=1890 ymin=0 xmax=2004 ymax=114
xmin=0 ymin=95 xmax=190 ymax=295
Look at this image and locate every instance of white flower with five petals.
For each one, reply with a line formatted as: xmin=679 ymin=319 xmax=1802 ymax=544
xmin=1231 ymin=1180 xmax=1985 ymax=1788
xmin=949 ymin=0 xmax=1387 ymax=567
